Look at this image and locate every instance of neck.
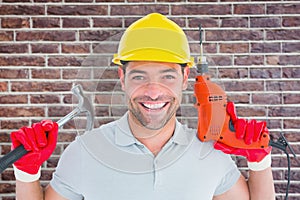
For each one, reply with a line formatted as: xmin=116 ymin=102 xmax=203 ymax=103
xmin=128 ymin=113 xmax=176 ymax=155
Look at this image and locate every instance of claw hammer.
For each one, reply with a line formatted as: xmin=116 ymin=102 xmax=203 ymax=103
xmin=0 ymin=84 xmax=94 ymax=173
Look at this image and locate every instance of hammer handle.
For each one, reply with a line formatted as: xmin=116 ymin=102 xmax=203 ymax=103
xmin=0 ymin=108 xmax=82 ymax=174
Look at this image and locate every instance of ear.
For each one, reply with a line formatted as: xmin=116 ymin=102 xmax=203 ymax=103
xmin=182 ymin=67 xmax=190 ymax=90
xmin=118 ymin=67 xmax=125 ymax=91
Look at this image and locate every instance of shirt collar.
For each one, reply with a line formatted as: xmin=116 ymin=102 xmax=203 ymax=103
xmin=114 ymin=112 xmax=190 ymax=147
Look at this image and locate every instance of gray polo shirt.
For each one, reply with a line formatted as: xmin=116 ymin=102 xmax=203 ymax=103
xmin=50 ymin=112 xmax=240 ymax=200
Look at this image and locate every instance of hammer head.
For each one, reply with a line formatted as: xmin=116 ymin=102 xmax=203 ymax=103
xmin=72 ymin=85 xmax=95 ymax=131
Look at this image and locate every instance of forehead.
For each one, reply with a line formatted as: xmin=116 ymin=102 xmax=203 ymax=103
xmin=126 ymin=61 xmax=181 ymax=73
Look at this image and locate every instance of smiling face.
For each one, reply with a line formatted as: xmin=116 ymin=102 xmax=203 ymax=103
xmin=119 ymin=61 xmax=189 ymax=131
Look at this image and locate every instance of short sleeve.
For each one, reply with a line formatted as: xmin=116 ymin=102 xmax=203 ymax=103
xmin=50 ymin=137 xmax=84 ymax=200
xmin=214 ymin=163 xmax=241 ymax=196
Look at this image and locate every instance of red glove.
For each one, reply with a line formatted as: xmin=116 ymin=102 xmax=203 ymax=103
xmin=10 ymin=120 xmax=58 ymax=174
xmin=214 ymin=102 xmax=272 ymax=162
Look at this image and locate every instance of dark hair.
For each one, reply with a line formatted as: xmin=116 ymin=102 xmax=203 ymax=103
xmin=120 ymin=61 xmax=187 ymax=74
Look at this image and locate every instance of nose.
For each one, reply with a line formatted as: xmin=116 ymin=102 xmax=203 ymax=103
xmin=144 ymin=83 xmax=164 ymax=100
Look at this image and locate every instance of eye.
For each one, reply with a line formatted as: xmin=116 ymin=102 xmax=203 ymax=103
xmin=132 ymin=75 xmax=145 ymax=80
xmin=163 ymin=74 xmax=176 ymax=80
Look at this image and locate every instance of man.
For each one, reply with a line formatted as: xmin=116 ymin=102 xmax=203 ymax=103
xmin=11 ymin=13 xmax=275 ymax=199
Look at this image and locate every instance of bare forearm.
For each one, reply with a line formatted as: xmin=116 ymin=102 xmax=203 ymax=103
xmin=248 ymin=167 xmax=275 ymax=200
xmin=16 ymin=180 xmax=44 ymax=200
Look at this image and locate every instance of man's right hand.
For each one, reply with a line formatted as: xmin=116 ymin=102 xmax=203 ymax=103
xmin=10 ymin=120 xmax=58 ymax=175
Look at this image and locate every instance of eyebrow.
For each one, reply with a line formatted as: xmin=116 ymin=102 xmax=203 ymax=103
xmin=128 ymin=68 xmax=178 ymax=76
xmin=127 ymin=69 xmax=147 ymax=76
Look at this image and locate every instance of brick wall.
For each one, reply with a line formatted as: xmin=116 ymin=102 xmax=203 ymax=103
xmin=0 ymin=0 xmax=299 ymax=199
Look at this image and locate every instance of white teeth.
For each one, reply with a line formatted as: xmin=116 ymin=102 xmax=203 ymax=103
xmin=142 ymin=103 xmax=166 ymax=109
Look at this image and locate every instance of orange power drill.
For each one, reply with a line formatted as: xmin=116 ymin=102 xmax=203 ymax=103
xmin=193 ymin=25 xmax=270 ymax=149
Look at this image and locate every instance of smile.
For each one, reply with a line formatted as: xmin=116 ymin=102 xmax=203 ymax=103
xmin=140 ymin=102 xmax=168 ymax=110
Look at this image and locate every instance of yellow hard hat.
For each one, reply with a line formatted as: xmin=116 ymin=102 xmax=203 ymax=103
xmin=112 ymin=13 xmax=194 ymax=67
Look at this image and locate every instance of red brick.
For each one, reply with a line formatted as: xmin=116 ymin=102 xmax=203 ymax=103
xmin=224 ymin=81 xmax=264 ymax=92
xmin=0 ymin=56 xmax=45 ymax=66
xmin=267 ymin=4 xmax=300 ymax=14
xmin=47 ymin=5 xmax=107 ymax=15
xmin=1 ymin=170 xmax=15 ymax=181
xmin=221 ymin=17 xmax=248 ymax=28
xmin=284 ymin=119 xmax=300 ymax=129
xmin=250 ymin=17 xmax=281 ymax=28
xmin=93 ymin=18 xmax=122 ymax=28
xmin=1 ymin=18 xmax=30 ymax=28
xmin=40 ymin=170 xmax=55 ymax=181
xmin=95 ymin=93 xmax=125 ymax=104
xmin=206 ymin=30 xmax=263 ymax=41
xmin=235 ymin=55 xmax=264 ymax=66
xmin=32 ymin=17 xmax=60 ymax=28
xmin=283 ymin=94 xmax=300 ymax=104
xmin=226 ymin=94 xmax=250 ymax=104
xmin=95 ymin=106 xmax=110 ymax=117
xmin=0 ymin=133 xmax=10 ymax=142
xmin=169 ymin=17 xmax=186 ymax=28
xmin=188 ymin=17 xmax=219 ymax=28
xmin=111 ymin=106 xmax=127 ymax=117
xmin=79 ymin=30 xmax=121 ymax=41
xmin=92 ymin=43 xmax=118 ymax=54
xmin=78 ymin=80 xmax=120 ymax=92
xmin=172 ymin=4 xmax=231 ymax=15
xmin=35 ymin=0 xmax=61 ymax=2
xmin=210 ymin=55 xmax=232 ymax=66
xmin=95 ymin=0 xmax=123 ymax=2
xmin=283 ymin=67 xmax=300 ymax=78
xmin=252 ymin=94 xmax=281 ymax=104
xmin=0 ymin=107 xmax=45 ymax=117
xmin=220 ymin=43 xmax=249 ymax=53
xmin=266 ymin=56 xmax=279 ymax=65
xmin=48 ymin=106 xmax=73 ymax=117
xmin=234 ymin=4 xmax=265 ymax=15
xmin=31 ymin=69 xmax=61 ymax=79
xmin=94 ymin=68 xmax=118 ymax=79
xmin=16 ymin=31 xmax=76 ymax=41
xmin=282 ymin=16 xmax=300 ymax=27
xmin=62 ymin=68 xmax=92 ymax=79
xmin=0 ymin=69 xmax=28 ymax=79
xmin=63 ymin=18 xmax=90 ymax=28
xmin=46 ymin=157 xmax=59 ymax=168
xmin=266 ymin=80 xmax=300 ymax=91
xmin=218 ymin=68 xmax=248 ymax=78
xmin=278 ymin=55 xmax=300 ymax=65
xmin=65 ymin=0 xmax=93 ymax=2
xmin=282 ymin=42 xmax=300 ymax=53
xmin=269 ymin=107 xmax=300 ymax=117
xmin=0 ymin=95 xmax=27 ymax=104
xmin=0 ymin=31 xmax=13 ymax=41
xmin=0 ymin=82 xmax=8 ymax=92
xmin=266 ymin=30 xmax=300 ymax=40
xmin=275 ymin=182 xmax=300 ymax=194
xmin=111 ymin=5 xmax=168 ymax=15
xmin=31 ymin=44 xmax=59 ymax=54
xmin=236 ymin=106 xmax=266 ymax=117
xmin=0 ymin=120 xmax=29 ymax=129
xmin=0 ymin=5 xmax=44 ymax=15
xmin=11 ymin=81 xmax=72 ymax=92
xmin=266 ymin=119 xmax=281 ymax=130
xmin=62 ymin=44 xmax=90 ymax=54
xmin=0 ymin=183 xmax=15 ymax=193
xmin=128 ymin=0 xmax=153 ymax=2
xmin=30 ymin=94 xmax=60 ymax=104
xmin=250 ymin=68 xmax=281 ymax=79
xmin=0 ymin=44 xmax=28 ymax=54
xmin=3 ymin=0 xmax=30 ymax=2
xmin=251 ymin=43 xmax=280 ymax=53
xmin=48 ymin=56 xmax=84 ymax=66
